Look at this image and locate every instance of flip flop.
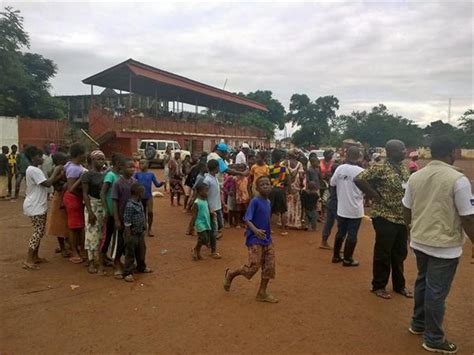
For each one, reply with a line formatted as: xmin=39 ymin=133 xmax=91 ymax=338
xmin=256 ymin=294 xmax=279 ymax=303
xmin=223 ymin=268 xmax=231 ymax=291
xmin=69 ymin=256 xmax=83 ymax=264
xmin=280 ymin=231 xmax=289 ymax=236
xmin=140 ymin=267 xmax=153 ymax=273
xmin=22 ymin=262 xmax=40 ymax=270
xmin=372 ymin=289 xmax=392 ymax=299
xmin=396 ymin=288 xmax=414 ymax=298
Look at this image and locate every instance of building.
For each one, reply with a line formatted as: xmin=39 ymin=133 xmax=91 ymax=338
xmin=80 ymin=58 xmax=269 ymax=156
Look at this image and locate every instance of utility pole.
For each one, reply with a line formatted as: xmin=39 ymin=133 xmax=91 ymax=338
xmin=448 ymin=98 xmax=452 ymax=123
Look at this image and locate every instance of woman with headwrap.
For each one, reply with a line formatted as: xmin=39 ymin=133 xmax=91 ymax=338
xmin=82 ymin=150 xmax=106 ymax=274
xmin=285 ymin=149 xmax=306 ymax=229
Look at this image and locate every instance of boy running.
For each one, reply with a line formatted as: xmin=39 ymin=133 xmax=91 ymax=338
xmin=224 ymin=176 xmax=278 ymax=303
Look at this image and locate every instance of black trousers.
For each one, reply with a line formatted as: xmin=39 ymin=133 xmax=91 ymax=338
xmin=123 ymin=232 xmax=147 ymax=276
xmin=371 ymin=217 xmax=408 ymax=292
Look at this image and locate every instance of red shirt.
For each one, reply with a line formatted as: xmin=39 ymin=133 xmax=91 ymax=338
xmin=320 ymin=160 xmax=334 ymax=180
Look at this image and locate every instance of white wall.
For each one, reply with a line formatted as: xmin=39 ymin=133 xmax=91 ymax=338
xmin=0 ymin=116 xmax=19 ymax=148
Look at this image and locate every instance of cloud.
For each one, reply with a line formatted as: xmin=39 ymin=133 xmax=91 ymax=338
xmin=5 ymin=1 xmax=472 ymax=127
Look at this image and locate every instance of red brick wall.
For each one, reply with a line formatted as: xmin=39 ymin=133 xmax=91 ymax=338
xmin=18 ymin=118 xmax=67 ymax=149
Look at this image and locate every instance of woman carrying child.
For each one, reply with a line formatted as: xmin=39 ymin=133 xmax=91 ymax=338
xmin=46 ymin=152 xmax=71 ymax=257
xmin=63 ymin=143 xmax=87 ymax=263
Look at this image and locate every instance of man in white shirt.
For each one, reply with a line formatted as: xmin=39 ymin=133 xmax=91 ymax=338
xmin=235 ymin=143 xmax=250 ymax=165
xmin=330 ymin=146 xmax=365 ymax=267
xmin=403 ymin=137 xmax=474 ymax=354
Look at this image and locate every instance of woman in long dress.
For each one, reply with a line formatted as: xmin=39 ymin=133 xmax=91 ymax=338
xmin=286 ymin=150 xmax=305 ymax=229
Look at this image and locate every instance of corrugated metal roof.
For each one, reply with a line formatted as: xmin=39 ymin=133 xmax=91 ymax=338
xmin=83 ymin=59 xmax=268 ymax=113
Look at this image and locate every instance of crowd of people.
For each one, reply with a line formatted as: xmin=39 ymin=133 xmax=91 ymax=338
xmin=0 ymin=135 xmax=472 ymax=354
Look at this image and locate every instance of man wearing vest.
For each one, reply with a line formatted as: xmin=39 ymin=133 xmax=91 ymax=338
xmin=402 ymin=137 xmax=474 ymax=354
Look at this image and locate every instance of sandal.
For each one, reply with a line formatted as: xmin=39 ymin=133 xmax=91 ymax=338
xmin=69 ymin=256 xmax=83 ymax=264
xmin=223 ymin=268 xmax=231 ymax=291
xmin=280 ymin=231 xmax=289 ymax=236
xmin=256 ymin=294 xmax=279 ymax=303
xmin=396 ymin=288 xmax=414 ymax=298
xmin=55 ymin=247 xmax=62 ymax=254
xmin=372 ymin=289 xmax=392 ymax=299
xmin=114 ymin=270 xmax=123 ymax=279
xmin=22 ymin=262 xmax=40 ymax=270
xmin=211 ymin=253 xmax=222 ymax=259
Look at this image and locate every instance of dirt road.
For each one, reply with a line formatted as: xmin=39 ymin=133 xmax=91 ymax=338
xmin=0 ymin=168 xmax=473 ymax=354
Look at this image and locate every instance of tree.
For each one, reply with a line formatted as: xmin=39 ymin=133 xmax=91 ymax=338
xmin=236 ymin=90 xmax=286 ymax=138
xmin=289 ymin=94 xmax=339 ymax=147
xmin=423 ymin=120 xmax=465 ymax=147
xmin=458 ymin=109 xmax=474 ymax=148
xmin=340 ymin=104 xmax=423 ymax=147
xmin=0 ymin=7 xmax=65 ymax=118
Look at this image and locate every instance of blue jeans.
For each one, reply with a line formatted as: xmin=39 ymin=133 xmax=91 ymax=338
xmin=322 ymin=207 xmax=337 ymax=241
xmin=411 ymin=249 xmax=459 ymax=346
xmin=333 ymin=217 xmax=362 ymax=261
xmin=305 ymin=210 xmax=317 ymax=230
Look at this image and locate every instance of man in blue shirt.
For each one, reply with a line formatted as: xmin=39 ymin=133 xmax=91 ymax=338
xmin=223 ymin=175 xmax=278 ymax=303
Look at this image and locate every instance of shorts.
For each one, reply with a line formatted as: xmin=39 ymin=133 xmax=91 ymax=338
xmin=197 ymin=230 xmax=211 ymax=246
xmin=63 ymin=191 xmax=85 ymax=229
xmin=183 ymin=185 xmax=192 ymax=197
xmin=238 ymin=243 xmax=276 ymax=280
xmin=269 ymin=187 xmax=287 ymax=214
xmin=0 ymin=175 xmax=7 ymax=196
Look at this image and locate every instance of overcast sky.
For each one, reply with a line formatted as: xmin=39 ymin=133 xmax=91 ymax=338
xmin=7 ymin=1 xmax=473 ymax=132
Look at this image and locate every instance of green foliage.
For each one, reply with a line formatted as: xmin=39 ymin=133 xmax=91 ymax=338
xmin=0 ymin=7 xmax=65 ymax=119
xmin=339 ymin=104 xmax=423 ymax=147
xmin=236 ymin=90 xmax=287 ymax=138
xmin=289 ymin=94 xmax=339 ymax=147
xmin=458 ymin=109 xmax=474 ymax=148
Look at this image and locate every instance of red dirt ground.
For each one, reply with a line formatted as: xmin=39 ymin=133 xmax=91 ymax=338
xmin=0 ymin=165 xmax=472 ymax=354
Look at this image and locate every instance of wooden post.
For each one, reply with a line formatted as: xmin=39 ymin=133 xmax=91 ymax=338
xmin=155 ymin=87 xmax=158 ymax=117
xmin=90 ymin=85 xmax=94 ymax=110
xmin=195 ymin=98 xmax=198 ymax=114
xmin=128 ymin=72 xmax=132 ymax=110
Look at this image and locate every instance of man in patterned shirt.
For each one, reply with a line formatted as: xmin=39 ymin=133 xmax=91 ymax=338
xmin=355 ymin=140 xmax=413 ymax=300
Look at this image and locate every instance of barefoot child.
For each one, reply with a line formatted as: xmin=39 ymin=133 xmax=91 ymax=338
xmin=187 ymin=182 xmax=212 ymax=260
xmin=122 ymin=183 xmax=153 ymax=282
xmin=23 ymin=146 xmax=64 ymax=270
xmin=203 ymin=159 xmax=223 ymax=259
xmin=224 ymin=176 xmax=278 ymax=303
xmin=301 ymin=181 xmax=319 ymax=231
xmin=133 ymin=159 xmax=163 ymax=237
xmin=112 ymin=159 xmax=136 ymax=278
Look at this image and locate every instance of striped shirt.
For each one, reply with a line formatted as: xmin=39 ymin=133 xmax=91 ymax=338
xmin=269 ymin=164 xmax=287 ymax=188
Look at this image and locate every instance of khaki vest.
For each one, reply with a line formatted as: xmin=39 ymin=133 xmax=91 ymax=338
xmin=408 ymin=160 xmax=465 ymax=247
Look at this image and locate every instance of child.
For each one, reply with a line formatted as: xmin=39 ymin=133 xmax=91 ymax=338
xmin=223 ymin=176 xmax=278 ymax=303
xmin=7 ymin=144 xmax=18 ymax=198
xmin=187 ymin=182 xmax=212 ymax=260
xmin=112 ymin=159 xmax=136 ymax=277
xmin=133 ymin=159 xmax=163 ymax=237
xmin=223 ymin=173 xmax=237 ymax=227
xmin=168 ymin=151 xmax=184 ymax=206
xmin=22 ymin=146 xmax=64 ymax=270
xmin=249 ymin=151 xmax=269 ymax=195
xmin=0 ymin=146 xmax=9 ymax=199
xmin=234 ymin=164 xmax=250 ymax=226
xmin=203 ymin=159 xmax=223 ymax=259
xmin=301 ymin=181 xmax=319 ymax=231
xmin=46 ymin=152 xmax=71 ymax=257
xmin=122 ymin=183 xmax=153 ymax=282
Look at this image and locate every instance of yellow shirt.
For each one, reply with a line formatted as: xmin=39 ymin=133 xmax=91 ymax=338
xmin=7 ymin=153 xmax=17 ymax=175
xmin=250 ymin=164 xmax=270 ymax=188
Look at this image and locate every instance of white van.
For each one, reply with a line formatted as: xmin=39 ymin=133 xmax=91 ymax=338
xmin=138 ymin=139 xmax=191 ymax=167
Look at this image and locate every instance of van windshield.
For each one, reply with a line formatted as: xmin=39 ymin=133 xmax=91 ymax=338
xmin=173 ymin=142 xmax=181 ymax=150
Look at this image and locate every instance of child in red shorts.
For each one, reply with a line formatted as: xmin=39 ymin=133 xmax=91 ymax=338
xmin=223 ymin=176 xmax=278 ymax=303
